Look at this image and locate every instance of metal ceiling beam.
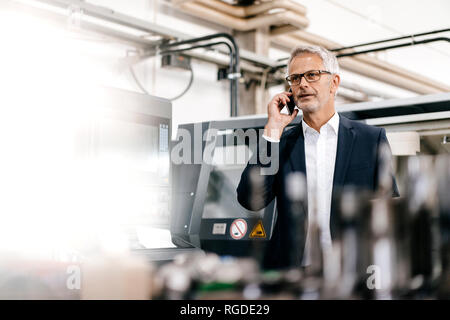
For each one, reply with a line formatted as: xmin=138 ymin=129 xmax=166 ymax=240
xmin=31 ymin=0 xmax=281 ymax=69
xmin=338 ymin=92 xmax=450 ymax=113
xmin=31 ymin=0 xmax=188 ymax=39
xmin=6 ymin=0 xmax=280 ymax=74
xmin=365 ymin=111 xmax=450 ymax=126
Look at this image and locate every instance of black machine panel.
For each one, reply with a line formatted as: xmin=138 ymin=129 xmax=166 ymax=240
xmin=170 ymin=116 xmax=301 ymax=256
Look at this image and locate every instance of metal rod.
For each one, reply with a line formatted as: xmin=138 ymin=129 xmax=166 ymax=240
xmin=331 ymin=28 xmax=450 ymax=52
xmin=160 ymin=33 xmax=240 ymax=75
xmin=336 ymin=37 xmax=450 ymax=58
xmin=273 ymin=37 xmax=450 ymax=70
xmin=160 ymin=41 xmax=233 ymax=56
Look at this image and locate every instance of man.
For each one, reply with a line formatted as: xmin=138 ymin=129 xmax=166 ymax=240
xmin=237 ymin=45 xmax=399 ymax=270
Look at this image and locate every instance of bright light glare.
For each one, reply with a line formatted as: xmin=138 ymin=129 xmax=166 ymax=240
xmin=0 ymin=9 xmax=161 ymax=257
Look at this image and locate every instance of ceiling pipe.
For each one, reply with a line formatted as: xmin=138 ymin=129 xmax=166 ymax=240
xmin=335 ymin=87 xmax=369 ymax=103
xmin=356 ymin=54 xmax=447 ymax=91
xmin=273 ymin=31 xmax=450 ymax=93
xmin=336 ymin=37 xmax=450 ymax=58
xmin=331 ymin=28 xmax=450 ymax=52
xmin=274 ymin=34 xmax=443 ymax=94
xmin=339 ymin=80 xmax=397 ymax=100
xmin=190 ymin=0 xmax=307 ymax=18
xmin=174 ymin=1 xmax=450 ymax=95
xmin=175 ymin=1 xmax=309 ymax=31
xmin=275 ymin=31 xmax=450 ymax=92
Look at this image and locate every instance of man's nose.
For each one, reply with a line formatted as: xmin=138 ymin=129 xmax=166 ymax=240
xmin=298 ymin=76 xmax=309 ymax=87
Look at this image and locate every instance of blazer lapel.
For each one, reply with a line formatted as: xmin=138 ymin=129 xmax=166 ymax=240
xmin=286 ymin=122 xmax=306 ymax=176
xmin=332 ymin=116 xmax=355 ymax=189
xmin=330 ymin=115 xmax=355 ymax=239
xmin=286 ymin=116 xmax=355 ymax=181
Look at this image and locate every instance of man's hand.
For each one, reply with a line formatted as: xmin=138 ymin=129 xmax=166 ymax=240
xmin=264 ymin=91 xmax=299 ymax=141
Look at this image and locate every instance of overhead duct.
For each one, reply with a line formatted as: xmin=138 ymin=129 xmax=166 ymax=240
xmin=273 ymin=32 xmax=450 ymax=94
xmin=339 ymin=80 xmax=397 ymax=100
xmin=186 ymin=0 xmax=307 ymax=18
xmin=279 ymin=30 xmax=450 ymax=92
xmin=172 ymin=0 xmax=450 ymax=95
xmin=173 ymin=0 xmax=309 ymax=32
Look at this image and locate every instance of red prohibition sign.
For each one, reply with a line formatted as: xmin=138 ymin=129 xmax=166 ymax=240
xmin=230 ymin=218 xmax=247 ymax=240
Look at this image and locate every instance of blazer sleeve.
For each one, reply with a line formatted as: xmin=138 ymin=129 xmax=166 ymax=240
xmin=236 ymin=137 xmax=280 ymax=211
xmin=375 ymin=128 xmax=400 ymax=197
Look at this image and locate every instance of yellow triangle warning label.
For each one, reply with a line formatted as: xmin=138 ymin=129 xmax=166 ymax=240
xmin=250 ymin=220 xmax=266 ymax=239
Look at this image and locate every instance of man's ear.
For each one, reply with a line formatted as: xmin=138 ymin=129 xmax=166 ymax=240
xmin=331 ymin=74 xmax=340 ymax=96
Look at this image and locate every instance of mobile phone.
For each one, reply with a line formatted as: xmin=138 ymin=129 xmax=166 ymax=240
xmin=286 ymin=88 xmax=296 ymax=115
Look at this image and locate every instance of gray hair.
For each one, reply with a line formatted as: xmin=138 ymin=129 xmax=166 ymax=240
xmin=287 ymin=45 xmax=339 ymax=75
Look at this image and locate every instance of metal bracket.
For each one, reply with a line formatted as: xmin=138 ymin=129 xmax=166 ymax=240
xmin=227 ymin=72 xmax=242 ymax=80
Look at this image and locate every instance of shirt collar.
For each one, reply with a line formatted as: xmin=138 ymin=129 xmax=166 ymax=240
xmin=302 ymin=112 xmax=340 ymax=136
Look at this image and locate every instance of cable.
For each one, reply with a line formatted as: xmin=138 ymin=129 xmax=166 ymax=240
xmin=323 ymin=0 xmax=450 ymax=59
xmin=168 ymin=65 xmax=194 ymax=101
xmin=129 ymin=60 xmax=194 ymax=101
xmin=335 ymin=37 xmax=450 ymax=58
xmin=129 ymin=64 xmax=150 ymax=95
xmin=159 ymin=33 xmax=240 ymax=116
xmin=159 ymin=41 xmax=233 ymax=56
xmin=273 ymin=36 xmax=450 ymax=68
xmin=131 ymin=33 xmax=239 ymax=109
xmin=331 ymin=28 xmax=450 ymax=52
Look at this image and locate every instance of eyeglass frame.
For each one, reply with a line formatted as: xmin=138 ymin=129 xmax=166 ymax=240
xmin=285 ymin=70 xmax=332 ymax=85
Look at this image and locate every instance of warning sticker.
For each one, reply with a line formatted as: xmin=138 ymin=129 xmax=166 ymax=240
xmin=250 ymin=220 xmax=266 ymax=239
xmin=230 ymin=219 xmax=247 ymax=240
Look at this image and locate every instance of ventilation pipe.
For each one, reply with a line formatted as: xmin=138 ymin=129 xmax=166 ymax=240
xmin=173 ymin=0 xmax=450 ymax=95
xmin=273 ymin=32 xmax=450 ymax=94
xmin=190 ymin=0 xmax=307 ymax=18
xmin=279 ymin=30 xmax=450 ymax=91
xmin=174 ymin=0 xmax=309 ymax=31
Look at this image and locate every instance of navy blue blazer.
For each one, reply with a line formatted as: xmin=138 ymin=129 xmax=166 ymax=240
xmin=237 ymin=114 xmax=399 ymax=270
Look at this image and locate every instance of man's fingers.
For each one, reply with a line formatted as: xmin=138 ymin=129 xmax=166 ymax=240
xmin=268 ymin=92 xmax=293 ymax=114
xmin=276 ymin=99 xmax=287 ymax=111
xmin=271 ymin=91 xmax=292 ymax=104
xmin=290 ymin=108 xmax=299 ymax=119
xmin=280 ymin=93 xmax=291 ymax=100
xmin=275 ymin=94 xmax=290 ymax=107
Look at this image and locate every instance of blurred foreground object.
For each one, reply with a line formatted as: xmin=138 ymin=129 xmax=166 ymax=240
xmin=161 ymin=154 xmax=450 ymax=300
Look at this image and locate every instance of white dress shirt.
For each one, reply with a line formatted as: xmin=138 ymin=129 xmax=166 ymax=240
xmin=301 ymin=112 xmax=339 ymax=266
xmin=262 ymin=112 xmax=340 ymax=266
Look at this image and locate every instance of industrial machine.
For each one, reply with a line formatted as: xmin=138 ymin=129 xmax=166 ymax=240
xmin=170 ymin=115 xmax=302 ymax=256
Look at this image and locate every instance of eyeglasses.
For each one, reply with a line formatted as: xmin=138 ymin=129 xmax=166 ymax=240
xmin=285 ymin=70 xmax=332 ymax=85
